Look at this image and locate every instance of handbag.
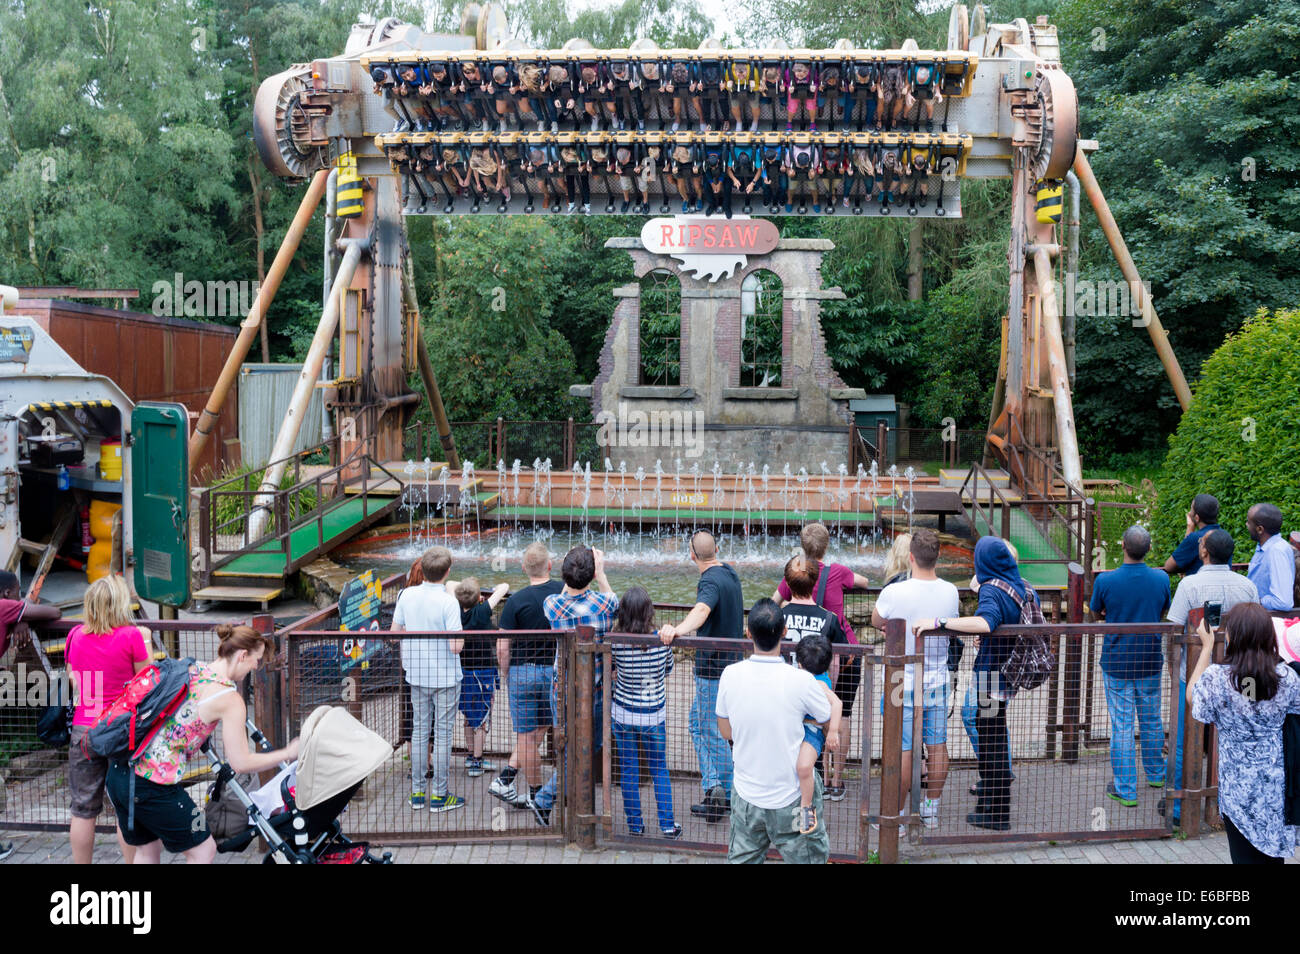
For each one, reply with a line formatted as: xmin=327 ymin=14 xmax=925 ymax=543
xmin=37 ymin=630 xmax=74 ymax=748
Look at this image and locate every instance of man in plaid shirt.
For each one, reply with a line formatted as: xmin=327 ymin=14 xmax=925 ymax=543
xmin=529 ymin=546 xmax=619 ymax=826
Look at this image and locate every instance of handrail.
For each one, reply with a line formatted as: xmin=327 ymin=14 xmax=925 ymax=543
xmin=206 ymin=441 xmax=396 ymax=573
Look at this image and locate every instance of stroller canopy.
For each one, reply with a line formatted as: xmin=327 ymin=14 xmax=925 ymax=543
xmin=296 ymin=706 xmax=393 ymax=810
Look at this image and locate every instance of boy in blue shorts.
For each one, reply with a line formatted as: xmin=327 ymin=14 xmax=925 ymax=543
xmin=794 ymin=634 xmax=842 ymax=834
xmin=454 ymin=578 xmax=509 ymax=776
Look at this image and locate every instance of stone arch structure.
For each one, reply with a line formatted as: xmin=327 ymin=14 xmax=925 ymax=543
xmin=575 ymin=233 xmax=864 ymax=470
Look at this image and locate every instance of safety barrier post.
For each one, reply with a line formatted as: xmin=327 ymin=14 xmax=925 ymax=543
xmin=574 ymin=624 xmax=597 ymax=849
xmin=878 ymin=617 xmax=906 ymax=864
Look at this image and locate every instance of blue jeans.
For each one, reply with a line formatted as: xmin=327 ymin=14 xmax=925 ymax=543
xmin=613 ymin=721 xmax=675 ymax=832
xmin=689 ymin=675 xmax=732 ymax=796
xmin=535 ymin=681 xmax=602 ymax=812
xmin=1103 ymin=672 xmax=1165 ymax=800
xmin=962 ymin=683 xmax=1013 ymax=778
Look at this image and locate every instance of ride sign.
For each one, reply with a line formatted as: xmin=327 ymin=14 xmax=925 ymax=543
xmin=640 ymin=216 xmax=779 ymax=283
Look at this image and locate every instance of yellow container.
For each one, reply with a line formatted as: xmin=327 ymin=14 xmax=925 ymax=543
xmin=86 ymin=499 xmax=121 ymax=583
xmin=99 ymin=439 xmax=122 ymax=481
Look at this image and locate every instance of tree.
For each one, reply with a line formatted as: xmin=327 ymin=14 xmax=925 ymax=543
xmin=1057 ymin=0 xmax=1300 ymax=457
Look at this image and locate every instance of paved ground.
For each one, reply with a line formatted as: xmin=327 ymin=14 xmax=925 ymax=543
xmin=3 ymin=825 xmax=1291 ymax=864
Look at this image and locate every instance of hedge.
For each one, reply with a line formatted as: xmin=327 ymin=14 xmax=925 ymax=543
xmin=1153 ymin=308 xmax=1300 ymax=564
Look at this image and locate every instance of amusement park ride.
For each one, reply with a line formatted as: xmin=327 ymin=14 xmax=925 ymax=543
xmin=187 ymin=3 xmax=1191 ymax=553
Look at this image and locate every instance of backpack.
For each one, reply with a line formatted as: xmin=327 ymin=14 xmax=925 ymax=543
xmin=83 ymin=656 xmax=196 ymax=832
xmin=83 ymin=656 xmax=194 ymax=763
xmin=985 ymin=579 xmax=1056 ymax=693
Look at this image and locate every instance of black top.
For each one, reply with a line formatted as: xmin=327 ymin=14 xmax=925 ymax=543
xmin=694 ymin=563 xmax=745 ymax=679
xmin=459 ymin=602 xmax=497 ymax=670
xmin=781 ymin=602 xmax=845 ymax=667
xmin=499 ymin=580 xmax=563 ymax=666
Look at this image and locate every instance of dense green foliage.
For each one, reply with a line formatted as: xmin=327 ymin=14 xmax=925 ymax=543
xmin=1152 ymin=308 xmax=1300 ymax=563
xmin=3 ymin=0 xmax=1298 ymax=478
xmin=1057 ymin=0 xmax=1300 ymax=457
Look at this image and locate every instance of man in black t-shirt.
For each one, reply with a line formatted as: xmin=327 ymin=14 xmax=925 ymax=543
xmin=660 ymin=531 xmax=744 ymax=821
xmin=780 ymin=555 xmax=846 ymax=665
xmin=490 ymin=542 xmax=562 ymax=806
xmin=454 ymin=579 xmax=509 ymax=777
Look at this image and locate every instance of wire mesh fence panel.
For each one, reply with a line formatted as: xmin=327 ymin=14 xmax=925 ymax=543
xmin=880 ymin=624 xmax=1185 ymax=850
xmin=592 ymin=634 xmax=871 ymax=861
xmin=284 ymin=630 xmax=570 ymax=844
xmin=0 ymin=619 xmax=240 ymax=835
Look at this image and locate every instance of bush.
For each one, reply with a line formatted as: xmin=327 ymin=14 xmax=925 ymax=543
xmin=209 ymin=463 xmax=320 ymax=533
xmin=1152 ymin=308 xmax=1300 ymax=563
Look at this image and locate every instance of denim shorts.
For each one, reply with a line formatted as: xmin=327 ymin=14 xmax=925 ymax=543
xmin=508 ymin=663 xmax=554 ymax=734
xmin=882 ymin=681 xmax=951 ymax=751
xmin=458 ymin=668 xmax=497 ymax=729
xmin=802 ymin=722 xmax=825 ymax=757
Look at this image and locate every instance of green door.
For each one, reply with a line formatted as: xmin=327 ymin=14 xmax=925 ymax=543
xmin=131 ymin=402 xmax=191 ymax=607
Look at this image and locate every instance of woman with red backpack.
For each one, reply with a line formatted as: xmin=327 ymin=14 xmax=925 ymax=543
xmin=104 ymin=625 xmax=299 ymax=863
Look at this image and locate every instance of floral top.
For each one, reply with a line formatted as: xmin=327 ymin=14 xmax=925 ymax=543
xmin=1192 ymin=663 xmax=1300 ymax=858
xmin=134 ymin=664 xmax=236 ymax=784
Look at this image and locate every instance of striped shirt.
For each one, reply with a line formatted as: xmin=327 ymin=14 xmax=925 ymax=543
xmin=611 ymin=642 xmax=674 ymax=726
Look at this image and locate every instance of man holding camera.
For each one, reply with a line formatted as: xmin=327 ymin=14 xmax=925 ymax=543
xmin=1163 ymin=493 xmax=1221 ymax=577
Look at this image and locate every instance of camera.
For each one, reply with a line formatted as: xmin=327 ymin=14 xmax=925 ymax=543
xmin=1203 ymin=600 xmax=1222 ymax=629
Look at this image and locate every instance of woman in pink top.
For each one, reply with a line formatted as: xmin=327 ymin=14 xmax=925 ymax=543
xmin=105 ymin=624 xmax=299 ymax=864
xmin=772 ymin=523 xmax=871 ymax=800
xmin=65 ymin=576 xmax=151 ymax=864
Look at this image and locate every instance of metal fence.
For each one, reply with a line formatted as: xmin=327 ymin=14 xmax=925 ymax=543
xmin=0 ymin=618 xmax=267 ymax=834
xmin=281 ymin=629 xmax=572 ymax=846
xmin=0 ymin=593 xmax=1266 ymax=863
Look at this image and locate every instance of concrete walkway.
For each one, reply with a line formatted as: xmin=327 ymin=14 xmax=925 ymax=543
xmin=3 ymin=827 xmax=1289 ymax=864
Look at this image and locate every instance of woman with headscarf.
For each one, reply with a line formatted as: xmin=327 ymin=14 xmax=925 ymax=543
xmin=914 ymin=536 xmax=1032 ymax=831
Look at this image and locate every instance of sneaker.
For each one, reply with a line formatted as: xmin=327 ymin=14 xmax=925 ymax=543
xmin=531 ymin=800 xmax=552 ymax=827
xmin=661 ymin=824 xmax=684 ymax=840
xmin=671 ymin=120 xmax=680 ymax=132
xmin=566 ymin=202 xmax=575 ymax=214
xmin=1157 ymin=798 xmax=1182 ymax=826
xmin=488 ymin=776 xmax=518 ymax=803
xmin=682 ymin=201 xmax=691 ymax=214
xmin=0 ymin=842 xmax=14 ymax=862
xmin=799 ymin=805 xmax=818 ymax=834
xmin=920 ymin=797 xmax=941 ymax=830
xmin=825 ymin=784 xmax=846 ymax=801
xmin=409 ymin=792 xmax=427 ymax=810
xmin=582 ymin=203 xmax=591 ymax=214
xmin=1147 ymin=779 xmax=1165 ymax=789
xmin=465 ymin=757 xmax=485 ymax=778
xmin=1105 ymin=782 xmax=1138 ymax=807
xmin=428 ymin=793 xmax=466 ymax=814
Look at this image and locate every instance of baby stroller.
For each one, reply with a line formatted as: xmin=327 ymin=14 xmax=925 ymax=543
xmin=206 ymin=706 xmax=394 ymax=864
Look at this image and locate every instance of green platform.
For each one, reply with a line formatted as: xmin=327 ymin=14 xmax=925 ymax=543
xmin=968 ymin=504 xmax=1068 ymax=589
xmin=214 ymin=497 xmax=396 ymax=579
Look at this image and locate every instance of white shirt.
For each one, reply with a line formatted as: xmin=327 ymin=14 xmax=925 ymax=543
xmin=393 ymin=582 xmax=463 ymax=689
xmin=875 ymin=577 xmax=960 ymax=695
xmin=715 ymin=654 xmax=832 ymax=809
